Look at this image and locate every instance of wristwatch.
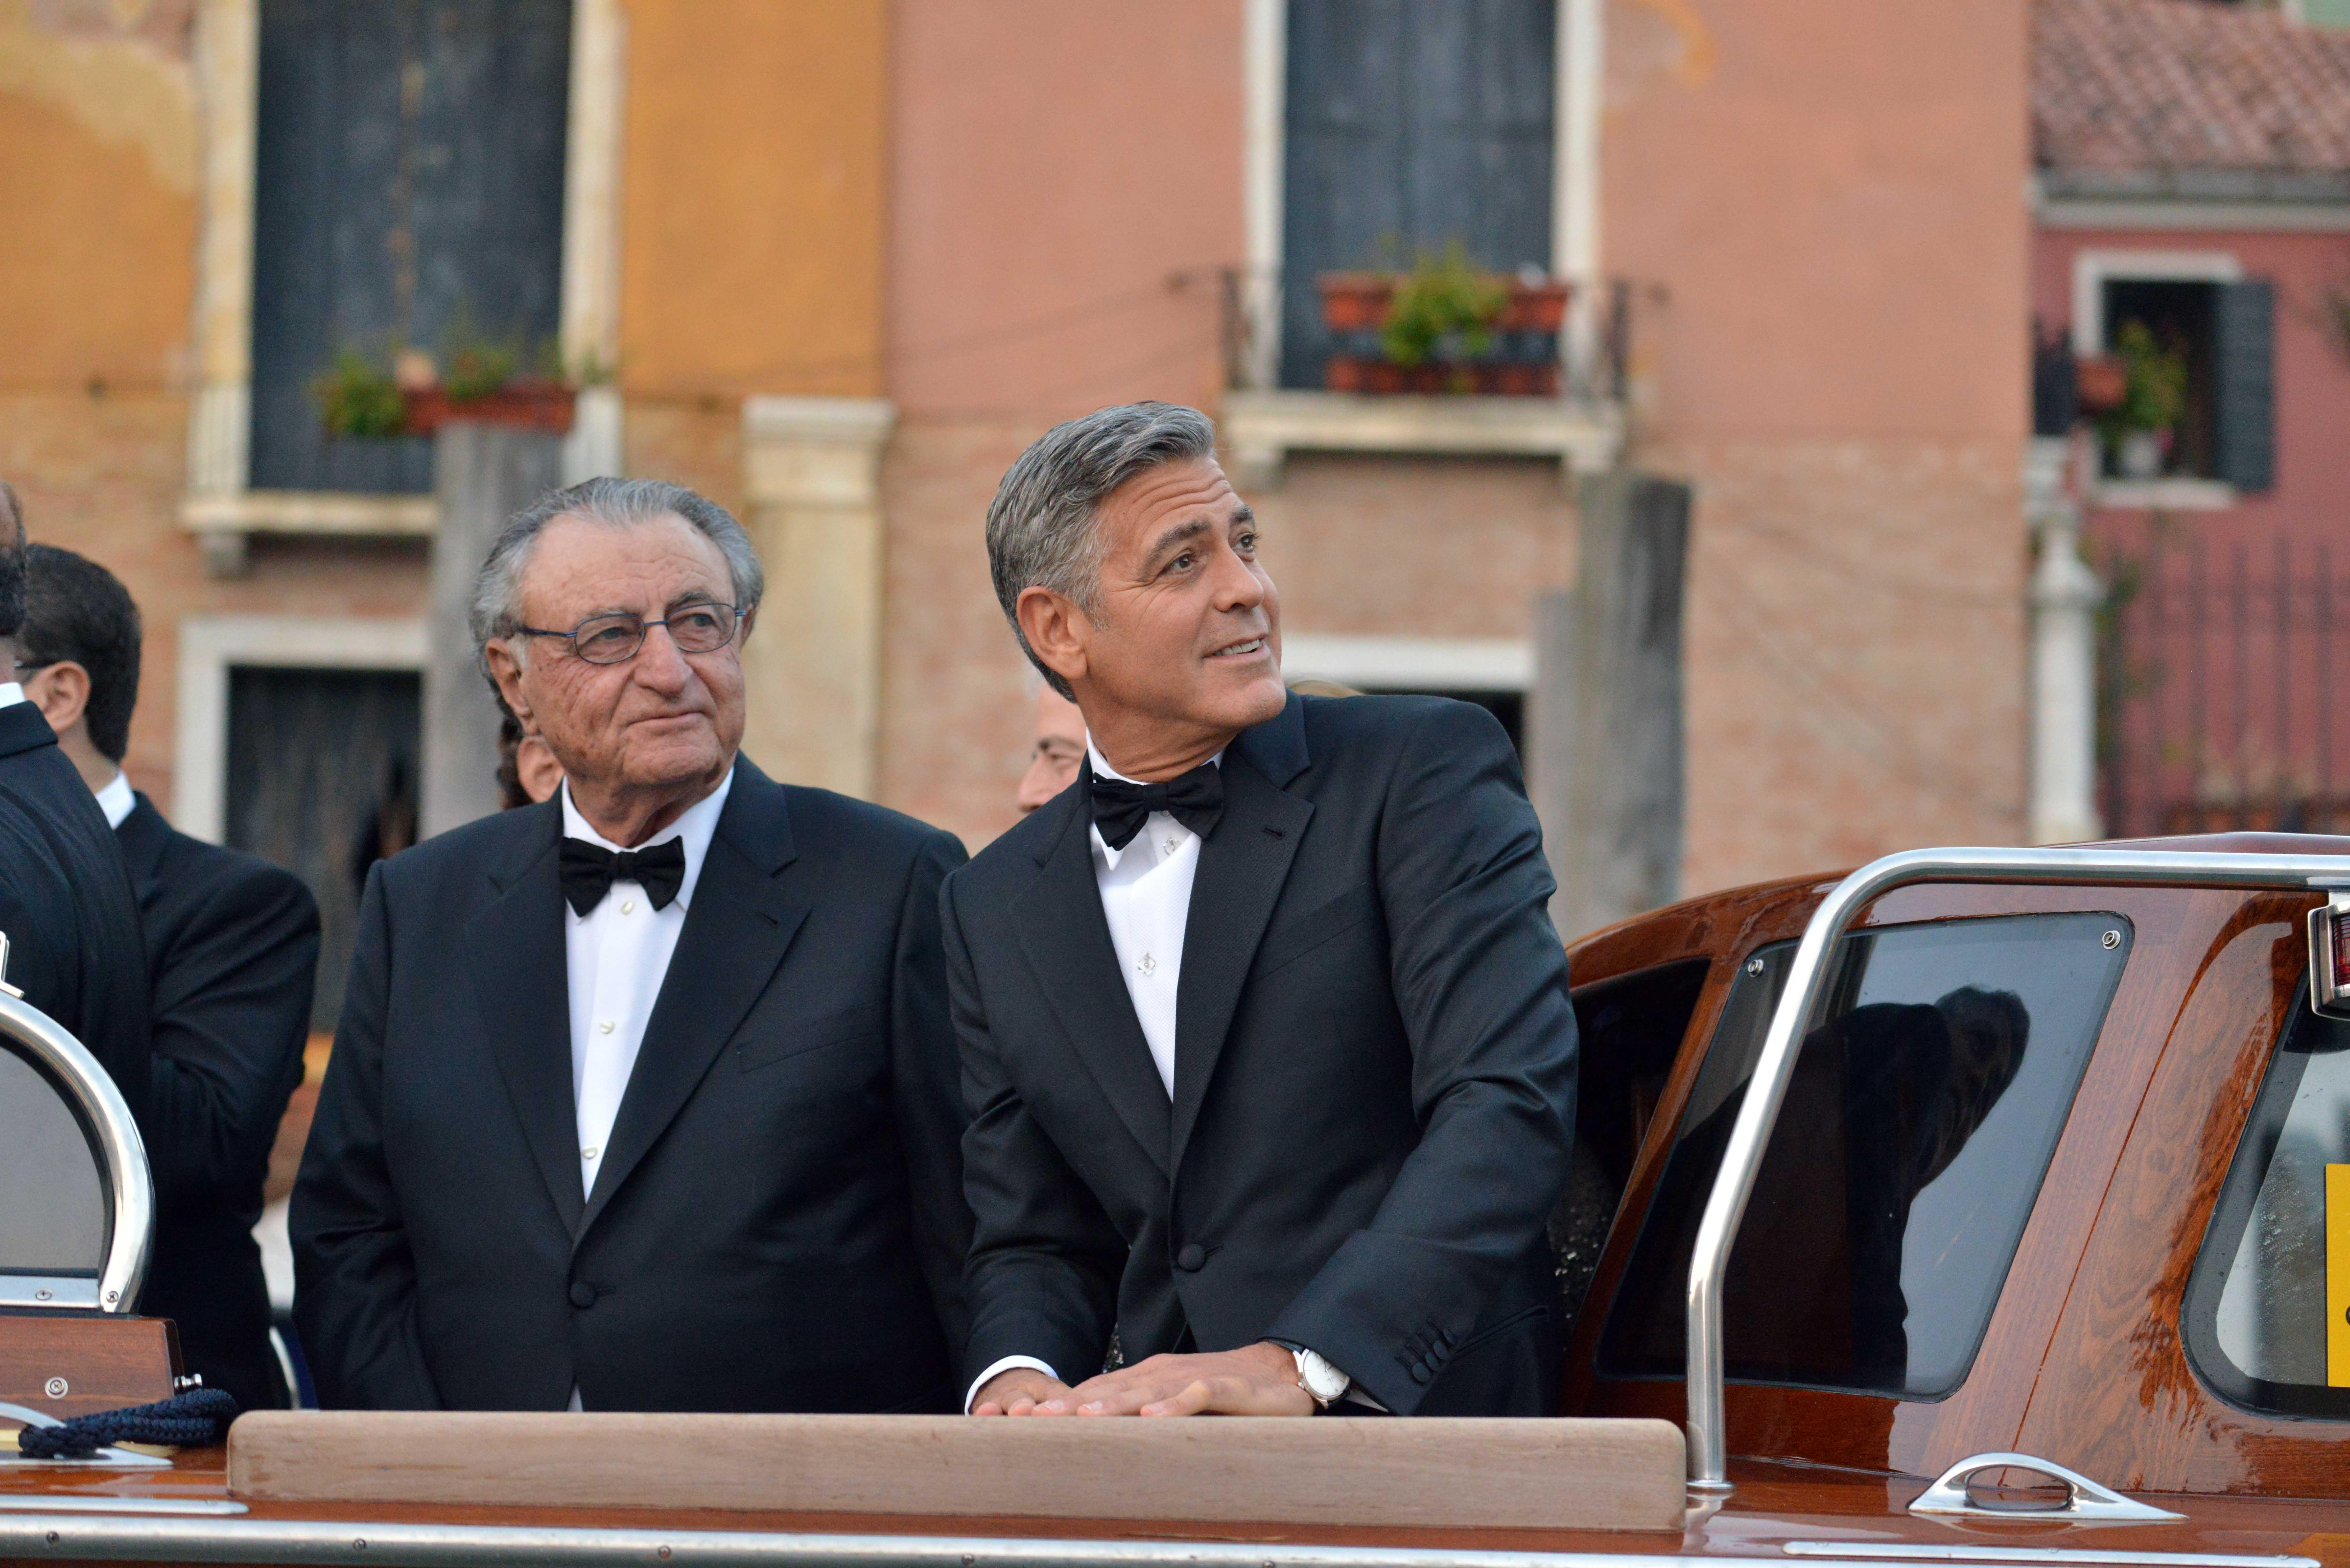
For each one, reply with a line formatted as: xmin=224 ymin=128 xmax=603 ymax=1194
xmin=1288 ymin=1345 xmax=1351 ymax=1410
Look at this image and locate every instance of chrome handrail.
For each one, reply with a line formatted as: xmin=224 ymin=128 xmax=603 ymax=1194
xmin=1682 ymin=845 xmax=2350 ymax=1493
xmin=0 ymin=976 xmax=152 ymax=1314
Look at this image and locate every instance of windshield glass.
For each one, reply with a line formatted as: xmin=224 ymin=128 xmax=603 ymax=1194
xmin=1599 ymin=912 xmax=2130 ymax=1399
xmin=0 ymin=1046 xmax=107 ymax=1279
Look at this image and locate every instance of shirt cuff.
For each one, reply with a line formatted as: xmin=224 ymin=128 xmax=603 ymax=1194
xmin=965 ymin=1355 xmax=1059 ymax=1414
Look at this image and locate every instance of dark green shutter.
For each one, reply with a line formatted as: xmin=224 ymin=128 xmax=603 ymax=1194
xmin=2213 ymin=280 xmax=2275 ymax=493
xmin=1280 ymin=0 xmax=1556 ymax=390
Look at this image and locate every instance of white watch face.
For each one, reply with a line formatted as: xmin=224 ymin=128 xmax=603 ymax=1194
xmin=1293 ymin=1347 xmax=1349 ymax=1401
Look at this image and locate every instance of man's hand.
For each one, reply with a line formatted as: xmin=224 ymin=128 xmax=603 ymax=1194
xmin=970 ymin=1367 xmax=1075 ymax=1415
xmin=1061 ymin=1341 xmax=1316 ymax=1417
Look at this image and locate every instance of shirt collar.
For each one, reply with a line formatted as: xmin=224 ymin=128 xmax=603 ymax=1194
xmin=0 ymin=683 xmax=24 ymax=709
xmin=94 ymin=770 xmax=135 ymax=830
xmin=558 ymin=767 xmax=735 ymax=914
xmin=1085 ymin=742 xmax=1221 ymax=870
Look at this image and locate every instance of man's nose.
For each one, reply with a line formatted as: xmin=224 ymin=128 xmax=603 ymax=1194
xmin=630 ymin=622 xmax=695 ymax=689
xmin=1209 ymin=542 xmax=1266 ymax=612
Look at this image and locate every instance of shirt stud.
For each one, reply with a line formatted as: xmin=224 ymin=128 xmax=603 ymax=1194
xmin=581 ymin=1146 xmax=598 ymax=1160
xmin=620 ymin=899 xmax=636 ymax=915
xmin=1137 ymin=953 xmax=1156 ymax=976
xmin=598 ymin=1019 xmax=615 ymax=1034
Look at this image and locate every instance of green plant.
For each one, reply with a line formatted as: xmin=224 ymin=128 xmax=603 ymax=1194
xmin=311 ymin=349 xmax=407 ymax=439
xmin=2098 ymin=319 xmax=2188 ymax=443
xmin=440 ymin=303 xmax=521 ymax=402
xmin=1379 ymin=242 xmax=1508 ymax=369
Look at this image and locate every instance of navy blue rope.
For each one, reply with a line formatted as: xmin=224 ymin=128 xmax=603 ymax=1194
xmin=16 ymin=1388 xmax=239 ymax=1459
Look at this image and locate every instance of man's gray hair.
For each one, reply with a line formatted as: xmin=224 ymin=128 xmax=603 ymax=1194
xmin=984 ymin=401 xmax=1218 ymax=700
xmin=468 ymin=477 xmax=764 ymax=678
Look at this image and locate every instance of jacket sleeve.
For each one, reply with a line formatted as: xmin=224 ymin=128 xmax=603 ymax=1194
xmin=290 ymin=862 xmax=442 ymax=1409
xmin=1263 ymin=700 xmax=1579 ymax=1413
xmin=146 ymin=863 xmax=320 ymax=1216
xmin=891 ymin=827 xmax=977 ymax=1363
xmin=946 ymin=871 xmax=1125 ymax=1392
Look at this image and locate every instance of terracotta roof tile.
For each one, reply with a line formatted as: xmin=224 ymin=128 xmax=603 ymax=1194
xmin=2035 ymin=0 xmax=2350 ymax=177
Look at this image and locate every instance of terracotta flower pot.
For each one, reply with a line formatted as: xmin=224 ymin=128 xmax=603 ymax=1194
xmin=403 ymin=379 xmax=576 ymax=438
xmin=2074 ymin=357 xmax=2127 ymax=416
xmin=1494 ymin=282 xmax=1570 ymax=333
xmin=1316 ymin=273 xmax=1396 ymax=331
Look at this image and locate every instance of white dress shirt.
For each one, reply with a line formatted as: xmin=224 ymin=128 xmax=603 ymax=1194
xmin=94 ymin=770 xmax=134 ymax=829
xmin=966 ymin=744 xmax=1221 ymax=1410
xmin=0 ymin=682 xmax=23 ymax=708
xmin=560 ymin=769 xmax=733 ymax=1203
xmin=560 ymin=770 xmax=732 ymax=1413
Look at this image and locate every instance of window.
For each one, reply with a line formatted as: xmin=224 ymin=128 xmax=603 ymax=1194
xmin=0 ymin=1048 xmax=106 ymax=1285
xmin=249 ymin=0 xmax=572 ymax=494
xmin=2078 ymin=266 xmax=2274 ymax=491
xmin=2184 ymin=990 xmax=2350 ymax=1419
xmin=1279 ymin=0 xmax=1556 ymax=389
xmin=226 ymin=667 xmax=421 ymax=1032
xmin=1598 ymin=913 xmax=2130 ymax=1399
xmin=1556 ymin=959 xmax=1710 ymax=1340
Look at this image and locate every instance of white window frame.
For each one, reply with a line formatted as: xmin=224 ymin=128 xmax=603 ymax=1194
xmin=182 ymin=0 xmax=627 ymax=556
xmin=1281 ymin=633 xmax=1532 ymax=694
xmin=2069 ymin=249 xmax=2244 ymax=510
xmin=173 ymin=615 xmax=428 ymax=845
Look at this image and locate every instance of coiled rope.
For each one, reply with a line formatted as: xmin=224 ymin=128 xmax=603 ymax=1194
xmin=15 ymin=1388 xmax=239 ymax=1459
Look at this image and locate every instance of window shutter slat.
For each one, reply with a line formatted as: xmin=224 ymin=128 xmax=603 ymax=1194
xmin=2214 ymin=280 xmax=2276 ymax=494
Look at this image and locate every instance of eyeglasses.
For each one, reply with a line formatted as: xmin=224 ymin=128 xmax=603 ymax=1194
xmin=512 ymin=603 xmax=744 ymax=665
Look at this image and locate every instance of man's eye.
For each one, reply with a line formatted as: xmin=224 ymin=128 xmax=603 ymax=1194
xmin=580 ymin=622 xmax=636 ymax=650
xmin=1170 ymin=552 xmax=1196 ymax=572
xmin=675 ymin=609 xmax=723 ymax=633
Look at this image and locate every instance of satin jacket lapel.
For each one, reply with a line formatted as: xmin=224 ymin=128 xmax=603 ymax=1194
xmin=579 ymin=765 xmax=810 ymax=1237
xmin=1012 ymin=784 xmax=1171 ymax=1177
xmin=464 ymin=806 xmax=584 ymax=1238
xmin=1169 ymin=697 xmax=1314 ymax=1171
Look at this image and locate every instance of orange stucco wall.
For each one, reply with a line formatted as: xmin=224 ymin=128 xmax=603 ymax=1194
xmin=618 ymin=0 xmax=889 ymax=403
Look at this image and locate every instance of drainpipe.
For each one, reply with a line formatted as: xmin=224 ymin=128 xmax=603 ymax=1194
xmin=2027 ymin=435 xmax=2105 ymax=845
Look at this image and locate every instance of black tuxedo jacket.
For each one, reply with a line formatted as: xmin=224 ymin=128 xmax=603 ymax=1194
xmin=121 ymin=794 xmax=318 ymax=1412
xmin=292 ymin=758 xmax=973 ymax=1412
xmin=0 ymin=702 xmax=150 ymax=1128
xmin=946 ymin=693 xmax=1578 ymax=1415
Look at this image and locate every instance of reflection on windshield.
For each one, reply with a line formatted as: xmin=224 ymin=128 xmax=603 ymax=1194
xmin=0 ymin=1049 xmax=106 ymax=1276
xmin=1600 ymin=913 xmax=2130 ymax=1399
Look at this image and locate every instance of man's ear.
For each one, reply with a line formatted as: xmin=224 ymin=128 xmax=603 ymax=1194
xmin=483 ymin=642 xmax=535 ymax=733
xmin=22 ymin=661 xmax=90 ymax=739
xmin=1015 ymin=586 xmax=1090 ymax=692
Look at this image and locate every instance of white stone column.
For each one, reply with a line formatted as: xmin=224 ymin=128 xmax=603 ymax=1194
xmin=2027 ymin=435 xmax=2105 ymax=846
xmin=739 ymin=397 xmax=898 ymax=799
xmin=185 ymin=0 xmax=260 ymax=573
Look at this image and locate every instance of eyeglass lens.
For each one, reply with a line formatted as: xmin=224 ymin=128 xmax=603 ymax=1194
xmin=572 ymin=605 xmax=737 ymax=664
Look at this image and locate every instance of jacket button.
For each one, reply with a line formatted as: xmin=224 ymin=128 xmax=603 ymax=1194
xmin=1174 ymin=1244 xmax=1206 ymax=1272
xmin=568 ymin=1282 xmax=597 ymax=1309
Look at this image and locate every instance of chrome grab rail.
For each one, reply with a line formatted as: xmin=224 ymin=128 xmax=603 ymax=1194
xmin=1906 ymin=1450 xmax=2185 ymax=1523
xmin=0 ymin=950 xmax=152 ymax=1314
xmin=1682 ymin=846 xmax=2350 ymax=1493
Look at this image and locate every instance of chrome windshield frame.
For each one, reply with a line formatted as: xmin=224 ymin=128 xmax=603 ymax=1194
xmin=0 ymin=987 xmax=152 ymax=1314
xmin=1682 ymin=845 xmax=2350 ymax=1492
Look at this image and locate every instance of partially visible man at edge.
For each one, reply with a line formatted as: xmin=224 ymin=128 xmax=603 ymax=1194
xmin=294 ymin=477 xmax=973 ymax=1411
xmin=18 ymin=544 xmax=318 ymax=1411
xmin=1017 ymin=683 xmax=1087 ymax=815
xmin=0 ymin=484 xmax=152 ymax=1134
xmin=952 ymin=403 xmax=1578 ymax=1420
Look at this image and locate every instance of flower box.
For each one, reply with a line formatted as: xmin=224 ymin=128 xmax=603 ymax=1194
xmin=402 ymin=378 xmax=576 ymax=437
xmin=1315 ymin=272 xmax=1569 ymax=397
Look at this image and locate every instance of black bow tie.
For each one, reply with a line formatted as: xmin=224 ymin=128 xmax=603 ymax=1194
xmin=1089 ymin=764 xmax=1224 ymax=851
xmin=559 ymin=835 xmax=686 ymax=917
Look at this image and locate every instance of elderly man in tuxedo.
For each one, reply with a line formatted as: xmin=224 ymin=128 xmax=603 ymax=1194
xmin=18 ymin=544 xmax=318 ymax=1412
xmin=951 ymin=403 xmax=1578 ymax=1420
xmin=294 ymin=477 xmax=972 ymax=1411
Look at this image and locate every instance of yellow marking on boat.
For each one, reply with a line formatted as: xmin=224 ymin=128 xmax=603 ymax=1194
xmin=2330 ymin=1164 xmax=2350 ymax=1388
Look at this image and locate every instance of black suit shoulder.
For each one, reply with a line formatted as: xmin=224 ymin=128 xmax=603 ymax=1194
xmin=772 ymin=780 xmax=967 ymax=873
xmin=128 ymin=801 xmax=318 ymax=953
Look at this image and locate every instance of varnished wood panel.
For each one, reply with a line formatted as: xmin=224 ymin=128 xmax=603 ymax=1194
xmin=0 ymin=1314 xmax=179 ymax=1421
xmin=227 ymin=1412 xmax=1688 ymax=1532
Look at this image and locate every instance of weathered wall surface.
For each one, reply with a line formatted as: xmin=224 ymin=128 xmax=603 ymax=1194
xmin=1606 ymin=0 xmax=2032 ymax=893
xmin=879 ymin=0 xmax=1245 ymax=848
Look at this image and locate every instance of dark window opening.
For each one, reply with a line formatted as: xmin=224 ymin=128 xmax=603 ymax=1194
xmin=1556 ymin=959 xmax=1711 ymax=1343
xmin=1598 ymin=913 xmax=2129 ymax=1400
xmin=2183 ymin=984 xmax=2350 ymax=1420
xmin=225 ymin=667 xmax=421 ymax=1033
xmin=250 ymin=0 xmax=572 ymax=494
xmin=2101 ymin=280 xmax=2218 ymax=481
xmin=2097 ymin=276 xmax=2274 ymax=491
